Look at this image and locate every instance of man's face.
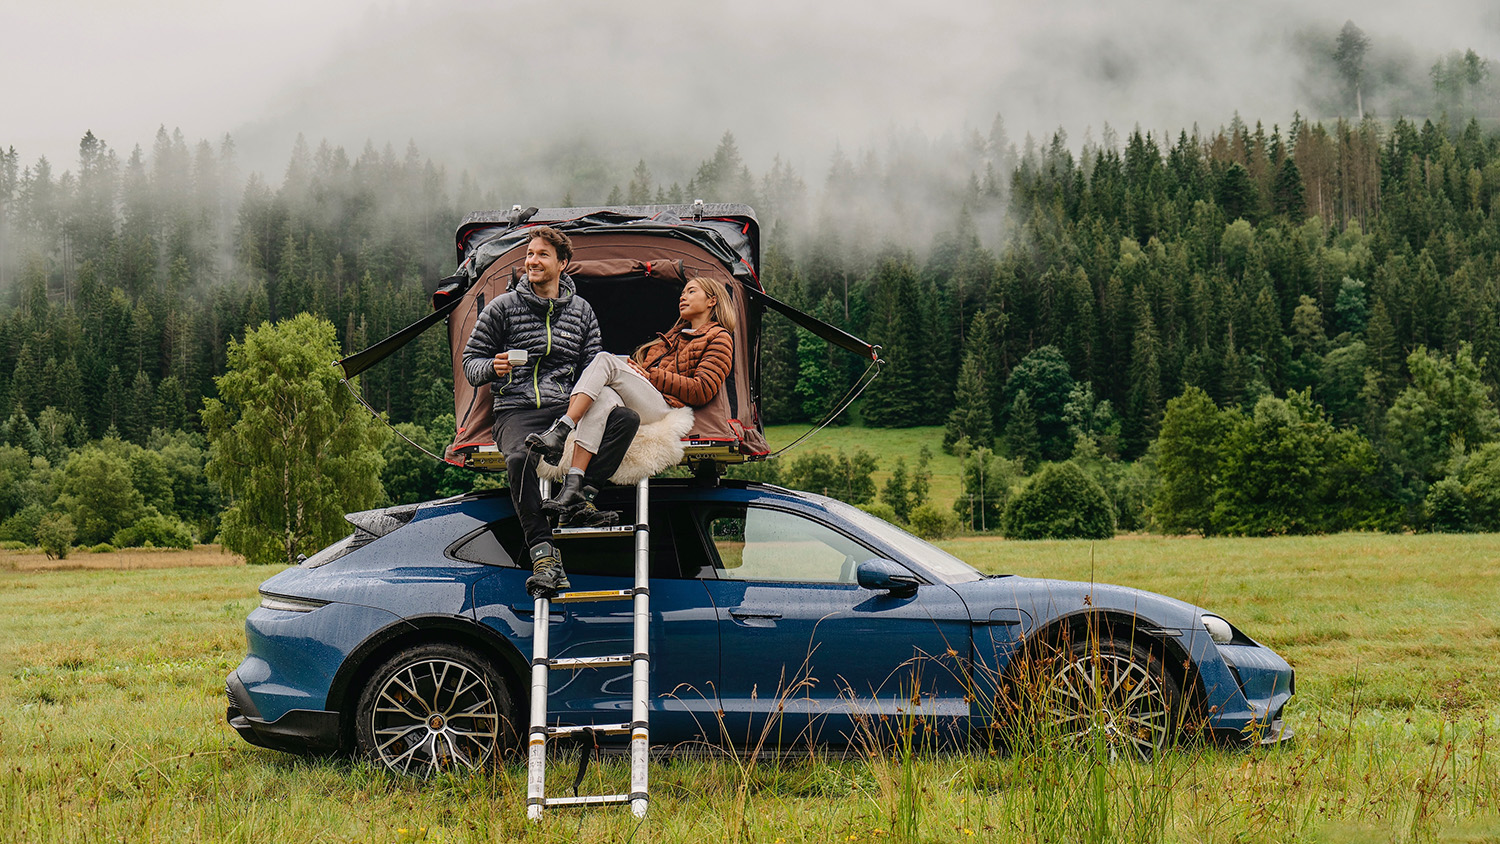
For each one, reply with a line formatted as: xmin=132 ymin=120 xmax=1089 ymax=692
xmin=524 ymin=237 xmax=565 ymax=288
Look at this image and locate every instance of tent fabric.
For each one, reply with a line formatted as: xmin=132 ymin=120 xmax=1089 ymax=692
xmin=446 ymin=225 xmax=769 ymax=462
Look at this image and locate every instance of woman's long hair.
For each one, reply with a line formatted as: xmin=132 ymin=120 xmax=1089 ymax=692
xmin=632 ymin=276 xmax=736 ymax=364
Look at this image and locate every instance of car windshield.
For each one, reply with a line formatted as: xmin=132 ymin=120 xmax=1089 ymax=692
xmin=824 ymin=500 xmax=983 ymax=585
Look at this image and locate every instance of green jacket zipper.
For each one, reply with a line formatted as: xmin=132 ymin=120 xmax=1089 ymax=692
xmin=534 ymin=300 xmax=555 ymax=408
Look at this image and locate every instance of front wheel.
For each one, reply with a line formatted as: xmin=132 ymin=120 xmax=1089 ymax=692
xmin=354 ymin=643 xmax=517 ymax=776
xmin=1046 ymin=637 xmax=1181 ymax=760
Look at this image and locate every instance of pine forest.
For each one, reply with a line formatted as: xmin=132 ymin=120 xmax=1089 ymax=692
xmin=2 ymin=101 xmax=1500 ymax=551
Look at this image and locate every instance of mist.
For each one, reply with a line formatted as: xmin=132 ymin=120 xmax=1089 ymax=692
xmin=6 ymin=0 xmax=1500 ymax=227
xmin=221 ymin=0 xmax=1500 ymax=186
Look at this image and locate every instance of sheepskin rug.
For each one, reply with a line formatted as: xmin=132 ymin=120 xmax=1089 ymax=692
xmin=536 ymin=406 xmax=695 ymax=484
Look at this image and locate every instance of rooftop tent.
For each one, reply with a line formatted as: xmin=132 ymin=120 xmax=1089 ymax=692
xmin=337 ymin=203 xmax=879 ymax=470
xmin=444 ymin=204 xmax=773 ymax=466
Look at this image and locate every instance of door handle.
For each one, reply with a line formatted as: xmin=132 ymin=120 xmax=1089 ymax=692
xmin=729 ymin=609 xmax=782 ymax=620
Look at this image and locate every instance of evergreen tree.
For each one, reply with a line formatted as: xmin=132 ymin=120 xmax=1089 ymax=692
xmin=1125 ymin=285 xmax=1164 ymax=452
xmin=1272 ymin=156 xmax=1306 ymax=221
xmin=860 ymin=255 xmax=926 ymax=427
xmin=944 ymin=350 xmax=994 ymax=452
xmin=1002 ymin=345 xmax=1075 ymax=461
xmin=954 ymin=444 xmax=1016 ymax=532
xmin=880 ymin=458 xmax=913 ymax=522
xmin=1216 ymin=163 xmax=1259 ymax=223
xmin=1004 ymin=389 xmax=1041 ymax=472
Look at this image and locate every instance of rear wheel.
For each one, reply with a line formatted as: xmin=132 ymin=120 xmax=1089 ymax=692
xmin=354 ymin=643 xmax=517 ymax=776
xmin=1046 ymin=637 xmax=1180 ymax=760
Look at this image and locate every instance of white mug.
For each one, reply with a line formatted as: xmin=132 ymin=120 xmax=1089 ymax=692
xmin=506 ymin=349 xmax=528 ymax=365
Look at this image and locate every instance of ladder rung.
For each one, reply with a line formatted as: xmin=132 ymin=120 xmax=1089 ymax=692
xmin=550 ymin=655 xmax=633 ymax=670
xmin=543 ymin=794 xmax=630 ymax=808
xmin=553 ymin=525 xmax=638 ymax=538
xmin=548 ymin=723 xmax=632 ymax=737
xmin=551 ymin=589 xmax=634 ymax=604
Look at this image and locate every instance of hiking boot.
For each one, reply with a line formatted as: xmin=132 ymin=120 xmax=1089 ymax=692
xmin=560 ymin=497 xmax=621 ymax=529
xmin=541 ymin=472 xmax=588 ymax=517
xmin=524 ymin=542 xmax=569 ymax=598
xmin=525 ymin=418 xmax=570 ymax=464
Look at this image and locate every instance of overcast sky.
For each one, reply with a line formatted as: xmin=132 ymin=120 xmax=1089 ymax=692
xmin=5 ymin=0 xmax=1499 ymax=183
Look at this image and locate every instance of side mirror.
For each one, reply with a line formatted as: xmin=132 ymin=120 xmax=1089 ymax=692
xmin=856 ymin=558 xmax=920 ymax=596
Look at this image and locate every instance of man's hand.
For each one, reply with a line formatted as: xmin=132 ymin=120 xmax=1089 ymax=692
xmin=492 ymin=354 xmax=513 ymax=379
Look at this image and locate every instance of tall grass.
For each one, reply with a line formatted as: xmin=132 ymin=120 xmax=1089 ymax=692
xmin=3 ymin=536 xmax=1500 ymax=841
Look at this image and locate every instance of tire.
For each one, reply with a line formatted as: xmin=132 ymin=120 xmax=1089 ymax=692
xmin=1044 ymin=636 xmax=1181 ymax=760
xmin=354 ymin=643 xmax=518 ymax=777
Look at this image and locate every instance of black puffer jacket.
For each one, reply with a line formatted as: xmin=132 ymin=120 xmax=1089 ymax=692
xmin=461 ymin=274 xmax=602 ymax=412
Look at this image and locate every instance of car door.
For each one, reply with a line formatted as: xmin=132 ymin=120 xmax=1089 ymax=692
xmin=690 ymin=502 xmax=972 ymax=748
xmin=466 ymin=508 xmax=719 ymax=745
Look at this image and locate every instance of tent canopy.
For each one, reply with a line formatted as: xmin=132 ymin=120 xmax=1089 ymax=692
xmin=337 ymin=203 xmax=879 ymax=470
xmin=446 ymin=205 xmax=771 ymax=462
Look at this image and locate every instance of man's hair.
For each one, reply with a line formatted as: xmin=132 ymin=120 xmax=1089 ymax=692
xmin=528 ymin=226 xmax=573 ymax=264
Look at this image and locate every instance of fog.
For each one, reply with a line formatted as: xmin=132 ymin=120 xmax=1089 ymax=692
xmin=7 ymin=0 xmax=1500 ymax=193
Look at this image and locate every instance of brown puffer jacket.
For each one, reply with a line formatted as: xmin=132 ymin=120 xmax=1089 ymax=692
xmin=639 ymin=322 xmax=734 ymax=408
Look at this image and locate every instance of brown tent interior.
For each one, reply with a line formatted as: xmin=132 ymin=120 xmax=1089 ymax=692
xmin=445 ymin=232 xmax=768 ymax=465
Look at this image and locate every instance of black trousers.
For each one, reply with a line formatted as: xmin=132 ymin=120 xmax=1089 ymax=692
xmin=493 ymin=404 xmax=641 ymax=548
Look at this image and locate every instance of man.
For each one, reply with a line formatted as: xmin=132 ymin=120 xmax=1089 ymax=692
xmin=462 ymin=226 xmax=639 ymax=597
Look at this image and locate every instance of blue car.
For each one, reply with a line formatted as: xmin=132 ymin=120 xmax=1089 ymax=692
xmin=226 ymin=479 xmax=1293 ymax=775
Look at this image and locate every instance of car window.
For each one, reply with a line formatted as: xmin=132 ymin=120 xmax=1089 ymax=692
xmin=705 ymin=506 xmax=874 ymax=584
xmin=822 ymin=499 xmax=983 ymax=584
xmin=450 ymin=511 xmax=683 ymax=579
xmin=448 ymin=518 xmax=524 ymax=566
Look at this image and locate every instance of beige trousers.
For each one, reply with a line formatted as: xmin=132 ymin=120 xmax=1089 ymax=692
xmin=572 ymin=353 xmax=672 ymax=453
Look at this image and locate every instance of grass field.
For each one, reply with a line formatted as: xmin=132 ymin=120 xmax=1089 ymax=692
xmin=2 ymin=534 xmax=1499 ymax=842
xmin=763 ymin=424 xmax=967 ymax=506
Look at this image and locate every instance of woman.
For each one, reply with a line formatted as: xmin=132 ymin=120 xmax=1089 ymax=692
xmin=527 ymin=276 xmax=736 ymax=516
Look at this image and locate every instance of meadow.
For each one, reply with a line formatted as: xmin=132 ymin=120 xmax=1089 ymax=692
xmin=1 ymin=531 xmax=1498 ymax=843
xmin=761 ymin=424 xmax=968 ymax=506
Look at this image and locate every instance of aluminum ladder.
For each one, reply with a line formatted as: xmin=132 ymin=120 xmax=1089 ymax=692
xmin=526 ymin=477 xmax=650 ymax=820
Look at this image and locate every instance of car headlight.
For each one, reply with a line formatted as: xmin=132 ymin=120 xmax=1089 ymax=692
xmin=1201 ymin=614 xmax=1234 ymax=644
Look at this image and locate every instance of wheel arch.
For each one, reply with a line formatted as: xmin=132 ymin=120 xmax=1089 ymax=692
xmin=327 ymin=614 xmax=529 ymax=754
xmin=1011 ymin=609 xmax=1206 ymax=726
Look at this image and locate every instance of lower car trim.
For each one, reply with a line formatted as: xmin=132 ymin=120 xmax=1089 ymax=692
xmin=228 ymin=706 xmax=342 ymax=754
xmin=228 ymin=667 xmax=341 ymax=754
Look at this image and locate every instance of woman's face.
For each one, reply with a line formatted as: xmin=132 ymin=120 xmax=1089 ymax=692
xmin=678 ymin=281 xmax=716 ymax=322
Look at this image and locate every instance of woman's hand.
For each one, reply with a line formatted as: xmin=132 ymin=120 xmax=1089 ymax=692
xmin=627 ymin=357 xmax=649 ymax=378
xmin=491 ymin=354 xmax=512 ymax=378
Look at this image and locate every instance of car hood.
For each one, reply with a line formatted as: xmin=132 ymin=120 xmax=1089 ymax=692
xmin=951 ymin=575 xmax=1210 ymax=631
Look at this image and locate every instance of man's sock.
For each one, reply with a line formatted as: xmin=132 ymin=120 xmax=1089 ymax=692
xmin=559 ymin=416 xmax=577 ymax=429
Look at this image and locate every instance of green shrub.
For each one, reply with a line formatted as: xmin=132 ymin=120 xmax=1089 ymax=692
xmin=37 ymin=512 xmax=75 ymax=560
xmin=908 ymin=503 xmax=959 ymax=540
xmin=0 ymin=503 xmax=47 ymax=545
xmin=1003 ymin=462 xmax=1116 ymax=540
xmin=727 ymin=459 xmax=781 ymax=485
xmin=1459 ymin=443 xmax=1500 ymax=532
xmin=858 ymin=501 xmax=900 ymax=524
xmin=1424 ymin=476 xmax=1471 ymax=532
xmin=0 ymin=540 xmax=26 ymax=551
xmin=112 ymin=513 xmax=194 ymax=550
xmin=88 ymin=543 xmax=115 ymax=554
